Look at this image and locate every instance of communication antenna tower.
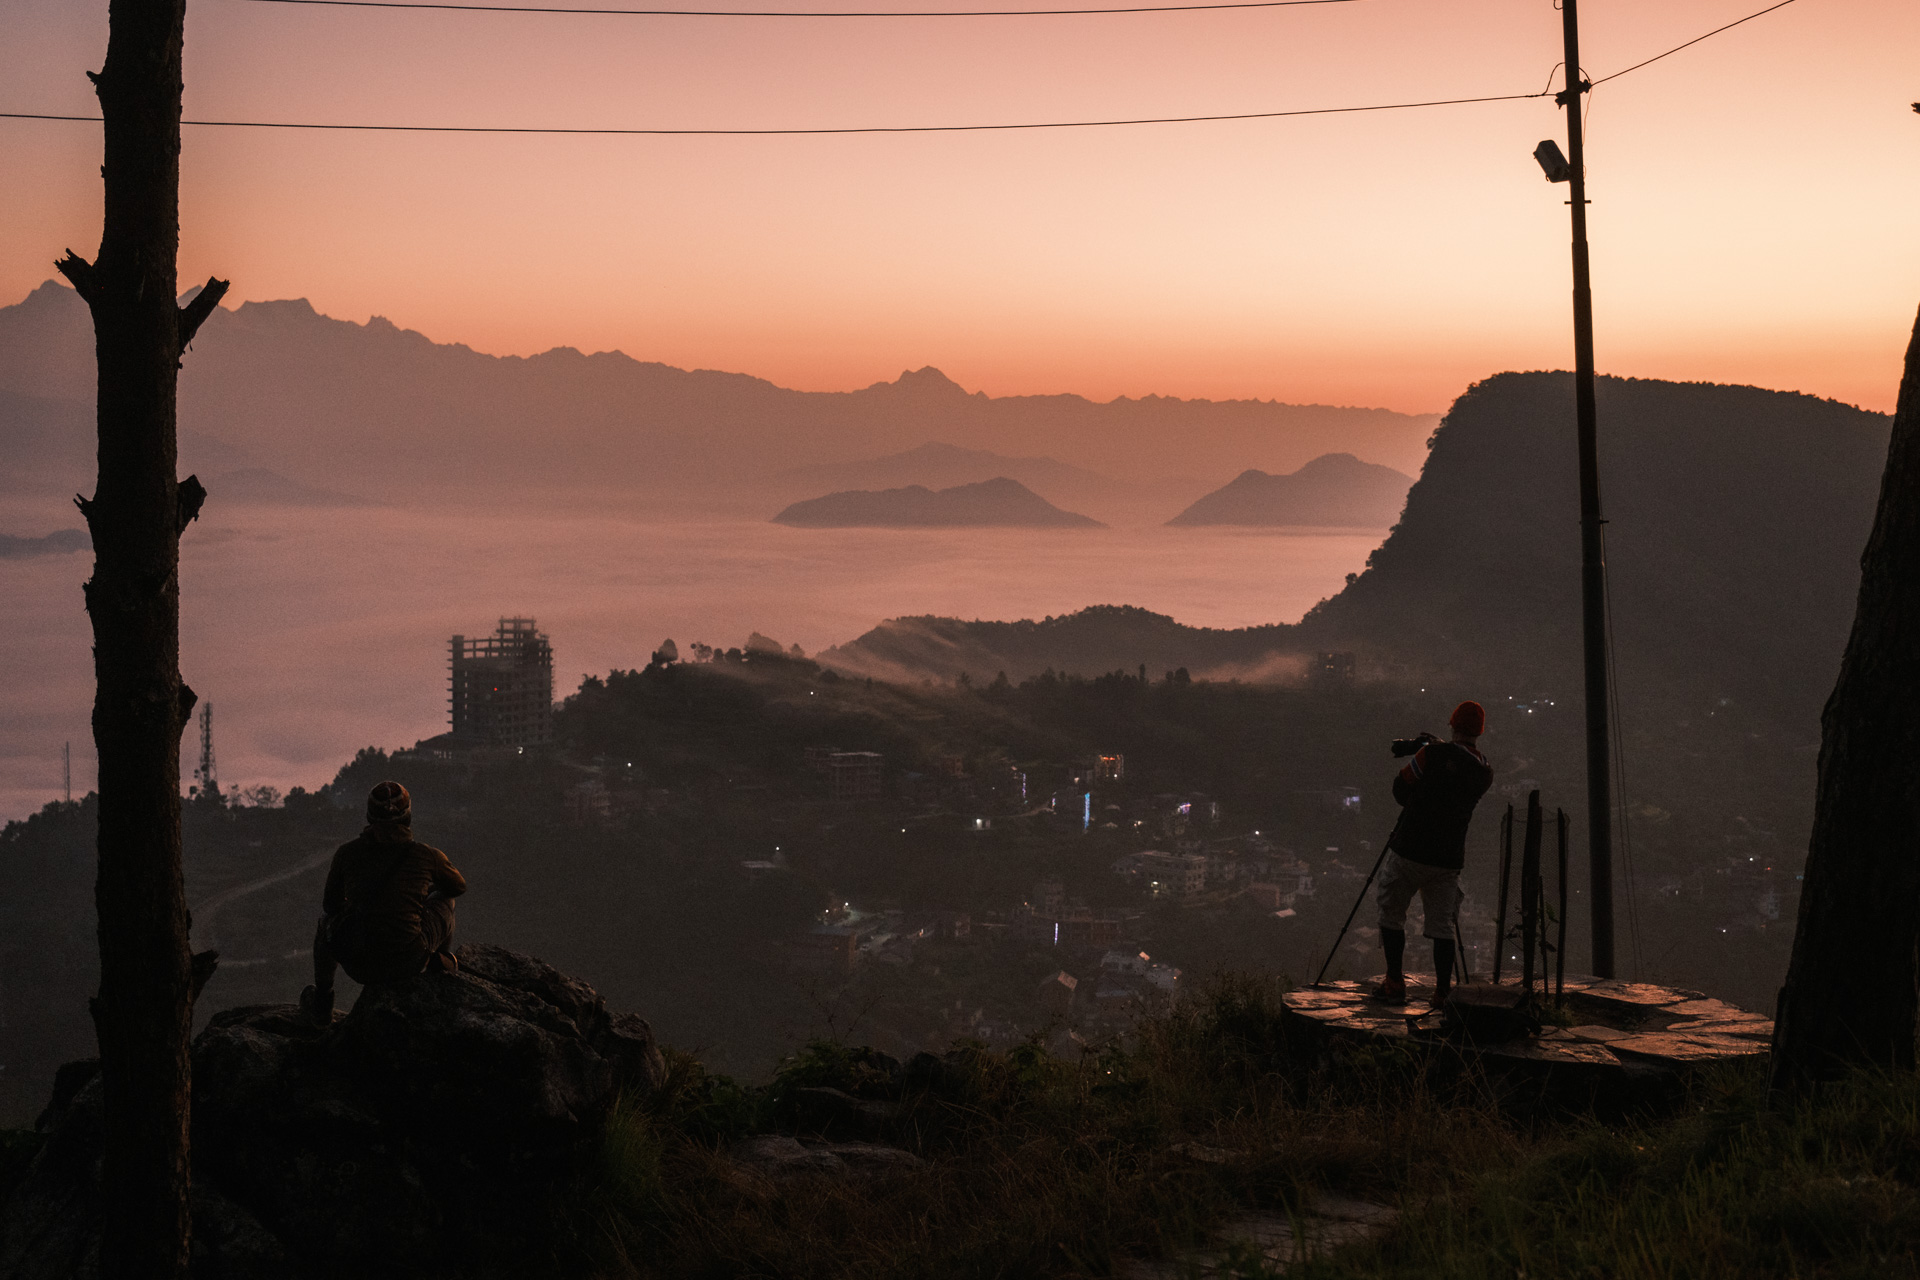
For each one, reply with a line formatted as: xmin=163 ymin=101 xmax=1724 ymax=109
xmin=195 ymin=702 xmax=217 ymax=798
xmin=63 ymin=742 xmax=71 ymax=803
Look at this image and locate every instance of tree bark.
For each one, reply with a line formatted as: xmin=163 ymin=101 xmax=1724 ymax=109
xmin=1771 ymin=306 xmax=1920 ymax=1090
xmin=58 ymin=0 xmax=226 ymax=1271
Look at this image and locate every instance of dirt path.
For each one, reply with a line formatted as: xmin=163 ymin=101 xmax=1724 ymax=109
xmin=190 ymin=847 xmax=333 ymax=964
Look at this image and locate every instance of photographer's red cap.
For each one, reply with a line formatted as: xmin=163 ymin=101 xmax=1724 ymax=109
xmin=1450 ymin=701 xmax=1486 ymax=736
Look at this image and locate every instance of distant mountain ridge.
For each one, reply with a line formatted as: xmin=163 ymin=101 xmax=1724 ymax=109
xmin=214 ymin=468 xmax=372 ymax=508
xmin=0 ymin=281 xmax=1439 ymax=511
xmin=773 ymin=477 xmax=1103 ymax=528
xmin=0 ymin=529 xmax=88 ymax=559
xmin=1168 ymin=453 xmax=1413 ymax=527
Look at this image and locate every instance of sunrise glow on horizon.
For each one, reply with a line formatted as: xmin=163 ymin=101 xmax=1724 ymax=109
xmin=4 ymin=0 xmax=1918 ymax=414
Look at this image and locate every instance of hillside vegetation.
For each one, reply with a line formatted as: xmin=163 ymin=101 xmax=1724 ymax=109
xmin=1 ymin=648 xmax=1801 ymax=1128
xmin=574 ymin=991 xmax=1920 ymax=1279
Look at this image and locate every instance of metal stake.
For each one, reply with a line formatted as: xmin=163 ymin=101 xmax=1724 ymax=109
xmin=1493 ymin=803 xmax=1514 ymax=983
xmin=1521 ymin=790 xmax=1543 ymax=994
xmin=1556 ymin=808 xmax=1570 ymax=1003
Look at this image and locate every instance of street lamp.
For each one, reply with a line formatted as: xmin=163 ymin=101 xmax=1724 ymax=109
xmin=1533 ymin=140 xmax=1571 ymax=184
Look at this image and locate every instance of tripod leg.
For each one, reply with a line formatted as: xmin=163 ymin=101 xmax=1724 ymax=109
xmin=1451 ymin=888 xmax=1477 ymax=986
xmin=1313 ymin=824 xmax=1399 ymax=987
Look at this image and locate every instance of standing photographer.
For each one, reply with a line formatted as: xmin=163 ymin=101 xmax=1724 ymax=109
xmin=1373 ymin=700 xmax=1493 ymax=1006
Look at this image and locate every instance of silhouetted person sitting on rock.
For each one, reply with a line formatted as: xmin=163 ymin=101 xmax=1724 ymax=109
xmin=300 ymin=781 xmax=467 ymax=1025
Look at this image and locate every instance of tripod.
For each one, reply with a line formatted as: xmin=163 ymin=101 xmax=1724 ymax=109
xmin=1312 ymin=816 xmax=1471 ymax=990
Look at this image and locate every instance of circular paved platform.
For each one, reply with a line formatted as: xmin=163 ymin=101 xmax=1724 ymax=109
xmin=1282 ymin=976 xmax=1773 ymax=1076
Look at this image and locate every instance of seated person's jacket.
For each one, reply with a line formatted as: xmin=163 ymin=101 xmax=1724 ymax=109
xmin=322 ymin=826 xmax=466 ymax=984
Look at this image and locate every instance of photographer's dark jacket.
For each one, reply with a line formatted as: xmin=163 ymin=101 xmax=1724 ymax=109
xmin=1389 ymin=741 xmax=1493 ymax=870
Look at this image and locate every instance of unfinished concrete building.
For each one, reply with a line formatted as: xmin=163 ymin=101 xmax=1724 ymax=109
xmin=450 ymin=617 xmax=554 ymax=748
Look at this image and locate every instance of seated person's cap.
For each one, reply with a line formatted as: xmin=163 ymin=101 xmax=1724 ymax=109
xmin=1449 ymin=701 xmax=1486 ymax=737
xmin=367 ymin=780 xmax=411 ymax=825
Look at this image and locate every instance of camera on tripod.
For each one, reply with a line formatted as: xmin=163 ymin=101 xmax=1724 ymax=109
xmin=1390 ymin=732 xmax=1438 ymax=758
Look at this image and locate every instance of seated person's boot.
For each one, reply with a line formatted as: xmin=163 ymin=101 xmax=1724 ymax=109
xmin=299 ymin=983 xmax=334 ymax=1027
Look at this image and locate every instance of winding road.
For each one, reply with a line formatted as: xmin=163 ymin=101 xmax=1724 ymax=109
xmin=190 ymin=847 xmax=333 ymax=968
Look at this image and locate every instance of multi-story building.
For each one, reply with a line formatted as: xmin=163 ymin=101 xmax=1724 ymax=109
xmin=449 ymin=617 xmax=553 ymax=747
xmin=1111 ymin=850 xmax=1209 ymax=897
xmin=828 ymin=751 xmax=884 ymax=801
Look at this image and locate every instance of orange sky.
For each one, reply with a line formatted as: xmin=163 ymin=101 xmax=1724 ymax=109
xmin=3 ymin=0 xmax=1917 ymax=414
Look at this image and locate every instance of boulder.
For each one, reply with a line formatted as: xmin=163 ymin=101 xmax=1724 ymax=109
xmin=0 ymin=945 xmax=666 ymax=1277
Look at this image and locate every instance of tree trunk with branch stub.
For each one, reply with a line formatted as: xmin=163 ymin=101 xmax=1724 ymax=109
xmin=56 ymin=0 xmax=226 ymax=1270
xmin=1771 ymin=306 xmax=1920 ymax=1090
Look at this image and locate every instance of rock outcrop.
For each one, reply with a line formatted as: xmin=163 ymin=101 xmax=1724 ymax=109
xmin=0 ymin=945 xmax=665 ymax=1279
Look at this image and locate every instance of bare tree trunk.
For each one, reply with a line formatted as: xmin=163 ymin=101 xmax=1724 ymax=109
xmin=56 ymin=0 xmax=226 ymax=1270
xmin=1771 ymin=307 xmax=1920 ymax=1090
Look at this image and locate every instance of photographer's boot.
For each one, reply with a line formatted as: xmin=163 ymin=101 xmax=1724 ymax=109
xmin=1430 ymin=938 xmax=1457 ymax=1009
xmin=1371 ymin=928 xmax=1408 ymax=1001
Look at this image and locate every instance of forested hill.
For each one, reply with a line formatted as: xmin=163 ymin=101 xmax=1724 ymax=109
xmin=822 ymin=372 xmax=1890 ymax=734
xmin=1304 ymin=373 xmax=1887 ymax=726
xmin=817 ymin=605 xmax=1296 ymax=685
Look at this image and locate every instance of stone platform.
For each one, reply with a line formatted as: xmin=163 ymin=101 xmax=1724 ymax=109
xmin=1282 ymin=976 xmax=1772 ymax=1104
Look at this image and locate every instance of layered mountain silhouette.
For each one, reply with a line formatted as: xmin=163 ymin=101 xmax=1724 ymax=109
xmin=773 ymin=477 xmax=1103 ymax=528
xmin=1168 ymin=453 xmax=1413 ymax=527
xmin=822 ymin=372 xmax=1889 ymax=740
xmin=213 ymin=468 xmax=371 ymax=508
xmin=778 ymin=442 xmax=1103 ymax=499
xmin=0 ymin=281 xmax=1437 ymax=513
xmin=0 ymin=529 xmax=88 ymax=559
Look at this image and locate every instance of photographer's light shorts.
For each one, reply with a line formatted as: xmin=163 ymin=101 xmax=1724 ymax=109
xmin=1375 ymin=850 xmax=1461 ymax=941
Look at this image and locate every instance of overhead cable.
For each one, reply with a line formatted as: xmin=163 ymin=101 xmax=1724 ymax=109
xmin=0 ymin=0 xmax=1807 ymax=136
xmin=1 ymin=93 xmax=1550 ymax=135
xmin=244 ymin=0 xmax=1361 ymax=18
xmin=1590 ymin=0 xmax=1797 ymax=86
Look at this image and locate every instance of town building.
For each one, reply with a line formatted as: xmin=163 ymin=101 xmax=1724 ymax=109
xmin=1246 ymin=882 xmax=1287 ymax=911
xmin=933 ymin=911 xmax=972 ymax=940
xmin=449 ymin=617 xmax=553 ymax=747
xmin=1036 ymin=970 xmax=1078 ymax=1016
xmin=565 ymin=778 xmax=611 ymax=824
xmin=1312 ymin=651 xmax=1356 ymax=686
xmin=789 ymin=927 xmax=861 ymax=976
xmin=828 ymin=751 xmax=884 ymax=801
xmin=1111 ymin=850 xmax=1209 ymax=897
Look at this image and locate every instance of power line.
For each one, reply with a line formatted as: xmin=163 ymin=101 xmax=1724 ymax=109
xmin=1591 ymin=0 xmax=1797 ymax=87
xmin=1 ymin=92 xmax=1550 ymax=135
xmin=0 ymin=0 xmax=1807 ymax=136
xmin=247 ymin=0 xmax=1361 ymax=16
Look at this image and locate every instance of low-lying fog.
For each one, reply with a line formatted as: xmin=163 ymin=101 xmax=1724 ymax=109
xmin=1 ymin=498 xmax=1383 ymax=819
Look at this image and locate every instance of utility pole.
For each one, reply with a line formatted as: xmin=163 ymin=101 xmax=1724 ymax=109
xmin=64 ymin=741 xmax=72 ymax=804
xmin=55 ymin=0 xmax=227 ymax=1270
xmin=1555 ymin=0 xmax=1616 ymax=979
